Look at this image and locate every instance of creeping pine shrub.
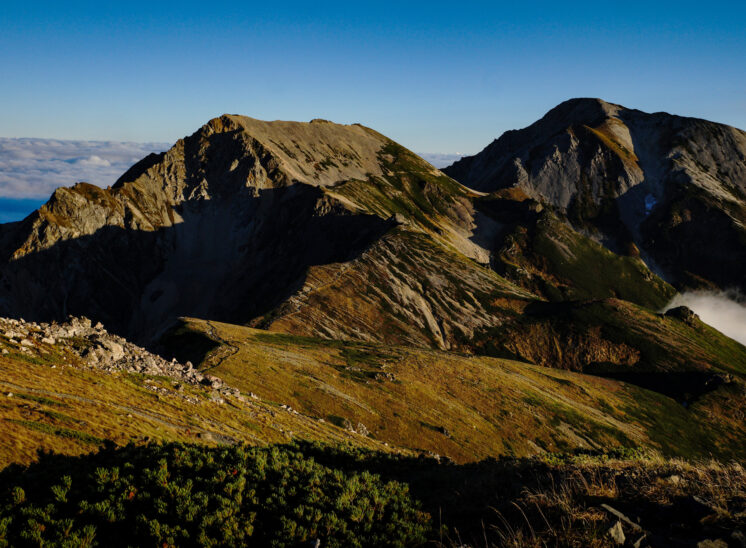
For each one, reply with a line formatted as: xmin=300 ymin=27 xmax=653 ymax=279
xmin=0 ymin=442 xmax=430 ymax=548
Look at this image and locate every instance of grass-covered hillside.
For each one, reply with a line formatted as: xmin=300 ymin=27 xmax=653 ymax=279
xmin=0 ymin=340 xmax=390 ymax=469
xmin=476 ymin=298 xmax=746 ymax=376
xmin=161 ymin=318 xmax=746 ymax=462
xmin=474 ymin=191 xmax=676 ymax=309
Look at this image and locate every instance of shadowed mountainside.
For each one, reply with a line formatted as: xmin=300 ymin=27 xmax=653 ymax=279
xmin=1 ymin=106 xmax=746 ymax=542
xmin=0 ymin=106 xmax=744 ymax=412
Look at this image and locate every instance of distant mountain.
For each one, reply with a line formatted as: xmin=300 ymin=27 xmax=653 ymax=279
xmin=444 ymin=98 xmax=746 ymax=292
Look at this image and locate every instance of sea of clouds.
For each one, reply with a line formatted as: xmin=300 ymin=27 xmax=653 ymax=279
xmin=663 ymin=290 xmax=746 ymax=346
xmin=0 ymin=137 xmax=170 ymax=200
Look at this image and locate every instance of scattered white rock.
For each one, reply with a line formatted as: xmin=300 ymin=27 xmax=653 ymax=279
xmin=0 ymin=315 xmax=256 ymax=406
xmin=608 ymin=521 xmax=625 ymax=545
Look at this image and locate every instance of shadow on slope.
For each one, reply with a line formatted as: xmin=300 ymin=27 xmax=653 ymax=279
xmin=473 ymin=298 xmax=746 ymax=403
xmin=471 ymin=191 xmax=675 ymax=309
xmin=0 ymin=184 xmax=394 ymax=346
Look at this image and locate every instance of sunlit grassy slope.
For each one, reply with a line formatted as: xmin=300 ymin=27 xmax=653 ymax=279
xmin=164 ymin=318 xmax=746 ymax=462
xmin=0 ymin=345 xmax=391 ymax=468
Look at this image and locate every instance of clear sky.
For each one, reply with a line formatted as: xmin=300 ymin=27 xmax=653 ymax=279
xmin=1 ymin=1 xmax=745 ymax=154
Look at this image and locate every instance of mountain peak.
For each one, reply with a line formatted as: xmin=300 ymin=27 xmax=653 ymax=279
xmin=542 ymin=97 xmax=622 ymax=124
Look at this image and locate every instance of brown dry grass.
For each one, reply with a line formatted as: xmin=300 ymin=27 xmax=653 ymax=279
xmin=429 ymin=453 xmax=746 ymax=547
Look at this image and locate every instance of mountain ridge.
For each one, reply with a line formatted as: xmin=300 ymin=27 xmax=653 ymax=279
xmin=0 ymin=103 xmax=745 ymax=525
xmin=0 ymin=105 xmax=741 ymax=382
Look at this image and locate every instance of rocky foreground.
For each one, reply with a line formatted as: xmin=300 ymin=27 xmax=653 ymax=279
xmin=0 ymin=316 xmax=239 ymax=399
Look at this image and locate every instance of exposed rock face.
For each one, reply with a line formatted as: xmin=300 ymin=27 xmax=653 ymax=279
xmin=444 ymin=98 xmax=746 ymax=291
xmin=255 ymin=228 xmax=534 ymax=349
xmin=0 ymin=104 xmax=728 ymax=356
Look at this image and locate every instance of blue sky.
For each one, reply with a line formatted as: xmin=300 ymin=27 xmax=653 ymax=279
xmin=2 ymin=1 xmax=745 ymax=155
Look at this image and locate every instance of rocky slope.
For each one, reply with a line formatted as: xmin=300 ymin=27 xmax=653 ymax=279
xmin=0 ymin=315 xmax=393 ymax=467
xmin=445 ymin=98 xmax=746 ymax=291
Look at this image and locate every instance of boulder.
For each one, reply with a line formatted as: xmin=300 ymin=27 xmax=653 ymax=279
xmin=608 ymin=521 xmax=625 ymax=545
xmin=102 ymin=340 xmax=125 ymax=361
xmin=665 ymin=306 xmax=699 ymax=326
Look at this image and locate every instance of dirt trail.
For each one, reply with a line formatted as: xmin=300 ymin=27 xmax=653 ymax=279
xmin=200 ymin=320 xmax=240 ymax=372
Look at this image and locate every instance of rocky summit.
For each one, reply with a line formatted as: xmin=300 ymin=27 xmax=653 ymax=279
xmin=0 ymin=115 xmax=504 ymax=348
xmin=445 ymin=98 xmax=746 ymax=291
xmin=0 ymin=107 xmax=683 ymax=351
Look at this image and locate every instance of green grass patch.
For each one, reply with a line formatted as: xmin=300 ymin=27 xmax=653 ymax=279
xmin=16 ymin=394 xmax=69 ymax=408
xmin=9 ymin=419 xmax=103 ymax=445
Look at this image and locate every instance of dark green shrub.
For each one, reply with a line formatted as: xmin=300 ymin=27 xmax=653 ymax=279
xmin=0 ymin=442 xmax=430 ymax=547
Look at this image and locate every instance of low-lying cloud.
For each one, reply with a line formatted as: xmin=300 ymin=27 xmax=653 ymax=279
xmin=417 ymin=152 xmax=465 ymax=169
xmin=0 ymin=137 xmax=170 ymax=200
xmin=663 ymin=290 xmax=746 ymax=346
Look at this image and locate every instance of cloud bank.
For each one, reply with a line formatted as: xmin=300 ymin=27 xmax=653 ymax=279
xmin=417 ymin=152 xmax=465 ymax=169
xmin=664 ymin=290 xmax=746 ymax=346
xmin=0 ymin=138 xmax=170 ymax=200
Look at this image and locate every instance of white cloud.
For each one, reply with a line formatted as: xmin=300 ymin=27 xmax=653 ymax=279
xmin=75 ymin=155 xmax=112 ymax=167
xmin=416 ymin=152 xmax=466 ymax=169
xmin=0 ymin=138 xmax=170 ymax=199
xmin=663 ymin=290 xmax=746 ymax=346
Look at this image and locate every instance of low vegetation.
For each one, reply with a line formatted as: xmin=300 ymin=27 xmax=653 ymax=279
xmin=0 ymin=349 xmax=390 ymax=468
xmin=1 ymin=442 xmax=743 ymax=547
xmin=0 ymin=442 xmax=429 ymax=547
